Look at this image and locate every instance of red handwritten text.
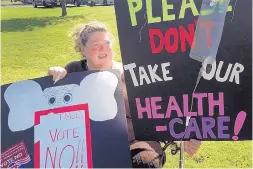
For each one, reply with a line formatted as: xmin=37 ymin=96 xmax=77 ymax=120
xmin=49 ymin=128 xmax=79 ymax=142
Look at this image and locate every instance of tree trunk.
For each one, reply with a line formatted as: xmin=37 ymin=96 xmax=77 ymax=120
xmin=60 ymin=0 xmax=67 ymax=17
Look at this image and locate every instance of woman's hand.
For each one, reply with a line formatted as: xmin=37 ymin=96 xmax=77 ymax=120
xmin=47 ymin=66 xmax=67 ymax=82
xmin=184 ymin=139 xmax=201 ymax=157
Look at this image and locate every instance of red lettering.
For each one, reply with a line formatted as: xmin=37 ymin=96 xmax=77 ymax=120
xmin=165 ymin=28 xmax=178 ymax=53
xmin=192 ymin=19 xmax=199 ymax=50
xmin=59 ymin=145 xmax=75 ymax=169
xmin=148 ymin=20 xmax=216 ymax=54
xmin=49 ymin=129 xmax=58 ymax=142
xmin=149 ymin=29 xmax=164 ymax=53
xmin=179 ymin=24 xmax=195 ymax=52
xmin=57 ymin=130 xmax=64 ymax=140
xmin=200 ymin=22 xmax=216 ymax=48
xmin=65 ymin=113 xmax=71 ymax=119
xmin=66 ymin=129 xmax=70 ymax=139
xmin=73 ymin=128 xmax=79 ymax=138
xmin=45 ymin=146 xmax=57 ymax=168
xmin=49 ymin=128 xmax=79 ymax=142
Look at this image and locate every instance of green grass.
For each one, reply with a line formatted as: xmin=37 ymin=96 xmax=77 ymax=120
xmin=1 ymin=1 xmax=22 ymax=5
xmin=164 ymin=141 xmax=252 ymax=168
xmin=1 ymin=6 xmax=122 ymax=84
xmin=1 ymin=6 xmax=252 ymax=168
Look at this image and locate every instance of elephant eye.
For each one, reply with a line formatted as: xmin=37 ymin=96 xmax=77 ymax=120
xmin=63 ymin=93 xmax=72 ymax=103
xmin=48 ymin=96 xmax=56 ymax=105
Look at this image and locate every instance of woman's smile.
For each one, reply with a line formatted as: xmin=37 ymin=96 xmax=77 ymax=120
xmin=98 ymin=54 xmax=107 ymax=59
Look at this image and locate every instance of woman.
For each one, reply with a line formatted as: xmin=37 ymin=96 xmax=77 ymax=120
xmin=48 ymin=21 xmax=201 ymax=168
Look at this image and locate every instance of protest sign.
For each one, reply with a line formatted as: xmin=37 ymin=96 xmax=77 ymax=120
xmin=1 ymin=70 xmax=132 ymax=168
xmin=114 ymin=0 xmax=252 ymax=141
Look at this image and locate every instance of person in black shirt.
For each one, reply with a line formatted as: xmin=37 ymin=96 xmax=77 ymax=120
xmin=47 ymin=21 xmax=201 ymax=168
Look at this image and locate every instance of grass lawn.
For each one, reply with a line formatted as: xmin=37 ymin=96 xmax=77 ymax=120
xmin=1 ymin=1 xmax=23 ymax=5
xmin=1 ymin=6 xmax=252 ymax=168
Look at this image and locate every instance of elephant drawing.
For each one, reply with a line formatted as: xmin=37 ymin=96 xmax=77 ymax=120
xmin=4 ymin=71 xmax=119 ymax=132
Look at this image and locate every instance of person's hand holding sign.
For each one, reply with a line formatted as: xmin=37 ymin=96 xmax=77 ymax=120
xmin=47 ymin=66 xmax=67 ymax=83
xmin=184 ymin=139 xmax=201 ymax=157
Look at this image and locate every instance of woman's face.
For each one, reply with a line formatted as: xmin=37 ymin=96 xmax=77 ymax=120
xmin=82 ymin=31 xmax=113 ymax=70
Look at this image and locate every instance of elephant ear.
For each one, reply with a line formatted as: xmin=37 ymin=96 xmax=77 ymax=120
xmin=73 ymin=71 xmax=119 ymax=121
xmin=4 ymin=80 xmax=48 ymax=132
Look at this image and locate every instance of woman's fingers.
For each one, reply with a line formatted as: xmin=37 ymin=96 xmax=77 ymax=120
xmin=48 ymin=66 xmax=67 ymax=82
xmin=47 ymin=67 xmax=56 ymax=76
xmin=60 ymin=69 xmax=67 ymax=79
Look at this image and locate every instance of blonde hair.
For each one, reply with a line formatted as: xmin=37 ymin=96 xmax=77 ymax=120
xmin=71 ymin=21 xmax=114 ymax=53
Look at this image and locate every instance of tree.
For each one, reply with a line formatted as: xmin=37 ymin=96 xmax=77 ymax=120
xmin=60 ymin=0 xmax=67 ymax=17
